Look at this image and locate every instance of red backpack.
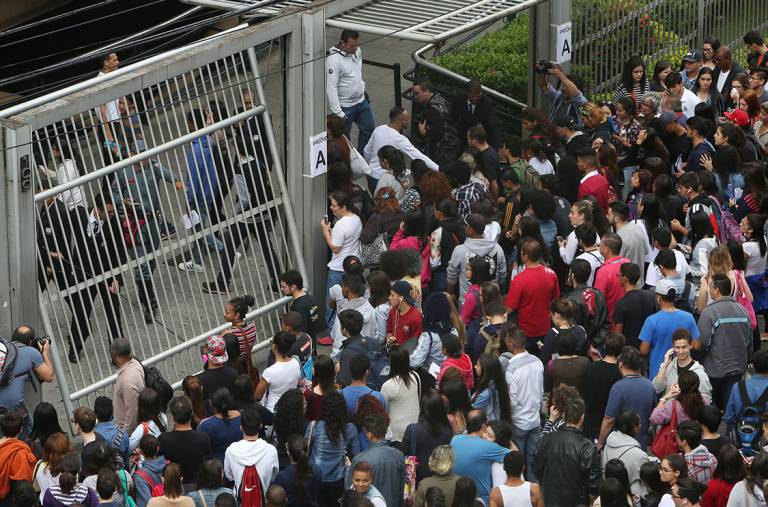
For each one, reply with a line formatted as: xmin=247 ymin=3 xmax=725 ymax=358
xmin=134 ymin=468 xmax=164 ymax=498
xmin=238 ymin=464 xmax=265 ymax=507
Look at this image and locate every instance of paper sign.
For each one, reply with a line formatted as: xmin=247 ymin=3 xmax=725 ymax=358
xmin=181 ymin=210 xmax=201 ymax=230
xmin=555 ymin=22 xmax=572 ymax=64
xmin=309 ymin=131 xmax=328 ymax=178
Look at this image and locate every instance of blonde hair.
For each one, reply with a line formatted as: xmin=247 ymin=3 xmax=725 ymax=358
xmin=707 ymin=245 xmax=733 ymax=276
xmin=580 ymin=102 xmax=607 ymax=126
xmin=428 ymin=445 xmax=456 ymax=476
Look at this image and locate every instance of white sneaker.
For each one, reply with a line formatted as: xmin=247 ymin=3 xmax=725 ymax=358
xmin=178 ymin=261 xmax=204 ymax=272
xmin=234 ymin=252 xmax=243 ymax=265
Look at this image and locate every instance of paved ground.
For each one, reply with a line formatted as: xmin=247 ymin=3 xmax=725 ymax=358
xmin=36 ymin=24 xmax=424 ymax=429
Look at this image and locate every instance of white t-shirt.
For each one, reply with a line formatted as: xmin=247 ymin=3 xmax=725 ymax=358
xmin=680 ymin=88 xmax=703 ymax=117
xmin=528 ymin=157 xmax=554 ymax=176
xmin=381 ymin=372 xmax=420 ymax=441
xmin=575 ymin=249 xmax=604 ymax=286
xmin=327 ymin=214 xmax=362 ymax=271
xmin=716 ymin=69 xmax=731 ymax=94
xmin=645 ymin=249 xmax=690 ymax=286
xmin=261 ymin=359 xmax=301 ymax=413
xmin=97 ymin=71 xmax=120 ymax=121
xmin=744 ymin=241 xmax=767 ymax=277
xmin=484 ymin=221 xmax=501 ymax=242
xmin=128 ymin=413 xmax=168 ymax=452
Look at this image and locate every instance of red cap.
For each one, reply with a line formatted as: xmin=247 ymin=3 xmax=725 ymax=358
xmin=723 ymin=109 xmax=750 ymax=127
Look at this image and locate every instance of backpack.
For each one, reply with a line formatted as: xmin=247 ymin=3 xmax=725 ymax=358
xmin=140 ymin=361 xmax=173 ymax=409
xmin=238 ymin=464 xmax=265 ymax=507
xmin=434 ymin=121 xmax=461 ymax=166
xmin=0 ymin=339 xmax=19 ymax=387
xmin=509 ymin=160 xmax=542 ymax=190
xmin=733 ymin=382 xmax=768 ymax=457
xmin=134 ymin=467 xmax=164 ymax=498
xmin=718 ymin=206 xmax=743 ymax=243
xmin=480 ymin=327 xmax=502 ymax=357
xmin=467 ymin=251 xmax=497 ymax=279
xmin=672 ymin=281 xmax=694 ymax=314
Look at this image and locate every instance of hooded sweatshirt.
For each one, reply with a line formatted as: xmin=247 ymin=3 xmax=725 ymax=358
xmin=684 ymin=444 xmax=718 ymax=484
xmin=0 ymin=438 xmax=36 ymax=499
xmin=223 ymin=438 xmax=279 ymax=494
xmin=326 ymin=46 xmax=365 ymax=116
xmin=652 ymin=359 xmax=713 ymax=404
xmin=438 ymin=353 xmax=474 ymax=390
xmin=726 ymin=480 xmax=766 ymax=507
xmin=447 ymin=238 xmax=507 ymax=302
xmin=133 ymin=456 xmax=166 ymax=507
xmin=601 ymin=431 xmax=652 ymax=497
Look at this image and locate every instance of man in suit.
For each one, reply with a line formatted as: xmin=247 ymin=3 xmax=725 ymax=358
xmin=66 ymin=193 xmax=126 ymax=363
xmin=713 ymin=46 xmax=745 ymax=110
xmin=450 ymin=80 xmax=502 ymax=150
xmin=37 ymin=191 xmax=78 ymax=292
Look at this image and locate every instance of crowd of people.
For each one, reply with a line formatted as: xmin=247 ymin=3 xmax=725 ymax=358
xmin=9 ymin=20 xmax=768 ymax=507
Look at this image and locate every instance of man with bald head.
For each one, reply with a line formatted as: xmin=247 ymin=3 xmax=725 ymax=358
xmin=712 ymin=45 xmax=745 ymax=108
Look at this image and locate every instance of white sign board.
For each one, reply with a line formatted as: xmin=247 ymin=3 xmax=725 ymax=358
xmin=309 ymin=131 xmax=328 ymax=178
xmin=555 ymin=21 xmax=572 ymax=64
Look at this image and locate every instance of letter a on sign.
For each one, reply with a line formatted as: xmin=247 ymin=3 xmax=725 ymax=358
xmin=555 ymin=22 xmax=572 ymax=64
xmin=309 ymin=131 xmax=328 ymax=178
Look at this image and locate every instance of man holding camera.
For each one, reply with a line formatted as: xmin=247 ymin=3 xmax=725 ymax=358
xmin=0 ymin=326 xmax=54 ymax=435
xmin=536 ymin=62 xmax=588 ymax=128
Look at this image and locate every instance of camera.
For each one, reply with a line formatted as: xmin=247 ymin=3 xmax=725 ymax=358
xmin=35 ymin=336 xmax=50 ymax=350
xmin=535 ymin=59 xmax=554 ymax=74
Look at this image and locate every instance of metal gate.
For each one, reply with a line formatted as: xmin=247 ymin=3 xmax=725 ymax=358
xmin=0 ymin=16 xmax=313 ymax=423
xmin=572 ymin=0 xmax=768 ymax=96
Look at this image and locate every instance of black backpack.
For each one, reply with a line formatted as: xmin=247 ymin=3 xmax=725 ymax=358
xmin=140 ymin=361 xmax=173 ymax=409
xmin=672 ymin=281 xmax=694 ymax=314
xmin=0 ymin=339 xmax=18 ymax=387
xmin=345 ymin=337 xmax=389 ymax=390
xmin=434 ymin=122 xmax=461 ymax=166
xmin=733 ymin=382 xmax=768 ymax=457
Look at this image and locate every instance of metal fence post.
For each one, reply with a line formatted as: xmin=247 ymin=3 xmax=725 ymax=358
xmin=696 ymin=0 xmax=706 ymax=49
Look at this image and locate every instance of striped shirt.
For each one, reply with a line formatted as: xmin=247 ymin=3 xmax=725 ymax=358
xmin=233 ymin=323 xmax=258 ymax=384
xmin=612 ymin=81 xmax=651 ymax=109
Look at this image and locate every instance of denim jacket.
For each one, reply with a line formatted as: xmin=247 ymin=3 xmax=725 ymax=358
xmin=306 ymin=421 xmax=360 ymax=482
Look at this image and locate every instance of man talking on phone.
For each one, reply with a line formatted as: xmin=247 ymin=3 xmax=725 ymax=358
xmin=652 ymin=328 xmax=712 ymax=404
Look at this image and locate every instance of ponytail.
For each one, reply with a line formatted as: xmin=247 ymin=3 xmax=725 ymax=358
xmin=288 ymin=434 xmax=312 ymax=505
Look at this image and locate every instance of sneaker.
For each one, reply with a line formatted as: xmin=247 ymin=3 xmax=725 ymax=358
xmin=201 ymin=282 xmax=228 ymax=295
xmin=178 ymin=261 xmax=204 ymax=272
xmin=317 ymin=336 xmax=334 ymax=346
xmin=160 ymin=229 xmax=177 ymax=240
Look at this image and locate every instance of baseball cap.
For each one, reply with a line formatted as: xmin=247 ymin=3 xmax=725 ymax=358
xmin=391 ymin=280 xmax=416 ymax=307
xmin=655 ymin=278 xmax=678 ymax=297
xmin=205 ymin=335 xmax=229 ymax=365
xmin=723 ymin=109 xmax=751 ymax=127
xmin=656 ymin=112 xmax=677 ymax=130
xmin=464 ymin=213 xmax=487 ymax=234
xmin=682 ymin=50 xmax=703 ymax=62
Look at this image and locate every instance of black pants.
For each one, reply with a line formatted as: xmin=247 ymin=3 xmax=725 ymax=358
xmin=318 ymin=479 xmax=345 ymax=507
xmin=710 ymin=374 xmax=742 ymax=411
xmin=215 ymin=219 xmax=280 ymax=289
xmin=66 ymin=282 xmax=122 ymax=351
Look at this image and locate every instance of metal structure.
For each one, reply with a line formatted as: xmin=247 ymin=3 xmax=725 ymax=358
xmin=0 ymin=7 xmax=330 ymax=424
xmin=572 ymin=0 xmax=768 ymax=96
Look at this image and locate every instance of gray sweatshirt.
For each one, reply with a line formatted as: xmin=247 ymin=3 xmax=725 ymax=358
xmin=698 ymin=296 xmax=751 ymax=378
xmin=447 ymin=237 xmax=507 ymax=302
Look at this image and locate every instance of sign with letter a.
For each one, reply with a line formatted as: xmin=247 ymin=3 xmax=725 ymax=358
xmin=555 ymin=22 xmax=572 ymax=64
xmin=309 ymin=131 xmax=328 ymax=178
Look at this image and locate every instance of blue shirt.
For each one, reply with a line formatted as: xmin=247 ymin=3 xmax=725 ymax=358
xmin=725 ymin=375 xmax=768 ymax=426
xmin=341 ymin=385 xmax=387 ymax=415
xmin=605 ymin=376 xmax=657 ymax=448
xmin=305 ymin=421 xmax=360 ymax=482
xmin=0 ymin=344 xmax=41 ymax=409
xmin=450 ymin=434 xmax=510 ymax=504
xmin=639 ymin=309 xmax=700 ymax=379
xmin=94 ymin=421 xmax=129 ymax=464
xmin=198 ymin=415 xmax=243 ymax=463
xmin=185 ymin=135 xmax=218 ymax=207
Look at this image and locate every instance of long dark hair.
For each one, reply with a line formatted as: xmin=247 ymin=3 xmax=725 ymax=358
xmin=389 ymin=347 xmax=414 ymax=389
xmin=58 ymin=453 xmax=82 ymax=495
xmin=211 ymin=388 xmax=236 ymax=421
xmin=745 ymin=213 xmax=768 ymax=256
xmin=746 ymin=452 xmax=768 ymax=498
xmin=677 ymin=370 xmax=704 ymax=420
xmin=196 ymin=459 xmax=225 ymax=490
xmin=377 ymin=145 xmax=406 ymax=179
xmin=693 ymin=67 xmax=722 ymax=105
xmin=137 ymin=388 xmax=166 ymax=432
xmin=313 ymin=355 xmax=337 ymax=395
xmin=273 ymin=389 xmax=307 ymax=444
xmin=689 ymin=210 xmax=714 ymax=246
xmin=419 ymin=393 xmax=451 ymax=437
xmin=440 ymin=378 xmax=471 ymax=420
xmin=287 ymin=434 xmax=313 ymax=506
xmin=452 ymin=476 xmax=478 ymax=507
xmin=473 ymin=354 xmax=511 ymax=423
xmin=621 ymin=55 xmax=648 ymax=92
xmin=639 ymin=193 xmax=662 ymax=243
xmin=29 ymin=402 xmax=63 ymax=445
xmin=517 ymin=216 xmax=550 ymax=264
xmin=652 ymin=60 xmax=671 ymax=86
xmin=713 ymin=444 xmax=747 ymax=484
xmin=319 ymin=392 xmax=349 ymax=445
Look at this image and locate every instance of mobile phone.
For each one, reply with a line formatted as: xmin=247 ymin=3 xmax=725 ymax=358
xmin=323 ymin=214 xmax=329 ymax=224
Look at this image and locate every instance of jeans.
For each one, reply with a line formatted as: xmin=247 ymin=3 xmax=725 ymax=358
xmin=326 ymin=269 xmax=344 ymax=328
xmin=512 ymin=425 xmax=541 ymax=481
xmin=191 ymin=204 xmax=225 ymax=266
xmin=622 ymin=166 xmax=637 ymax=201
xmin=341 ymin=98 xmax=375 ymax=154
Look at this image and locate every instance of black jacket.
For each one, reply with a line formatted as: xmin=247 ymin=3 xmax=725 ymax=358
xmin=37 ymin=199 xmax=76 ymax=290
xmin=69 ymin=207 xmax=126 ymax=286
xmin=564 ymin=285 xmax=609 ymax=347
xmin=450 ymin=94 xmax=503 ymax=149
xmin=713 ymin=62 xmax=745 ymax=110
xmin=533 ymin=426 xmax=601 ymax=507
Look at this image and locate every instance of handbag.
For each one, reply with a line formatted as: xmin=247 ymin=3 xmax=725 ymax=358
xmin=650 ymin=400 xmax=680 ymax=458
xmin=735 ymin=270 xmax=757 ymax=330
xmin=348 ymin=137 xmax=370 ymax=177
xmin=403 ymin=424 xmax=419 ymax=506
xmin=361 ymin=215 xmax=388 ymax=267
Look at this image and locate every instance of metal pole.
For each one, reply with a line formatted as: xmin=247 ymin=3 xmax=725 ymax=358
xmin=393 ymin=63 xmax=402 ymax=108
xmin=39 ymin=299 xmax=77 ymax=433
xmin=697 ymin=0 xmax=706 ymax=49
xmin=246 ymin=46 xmax=310 ymax=288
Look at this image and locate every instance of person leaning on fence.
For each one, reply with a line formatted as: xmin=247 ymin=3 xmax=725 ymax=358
xmin=110 ymin=338 xmax=145 ymax=434
xmin=0 ymin=326 xmax=54 ymax=436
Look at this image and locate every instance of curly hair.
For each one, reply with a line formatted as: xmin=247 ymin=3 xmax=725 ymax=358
xmin=273 ymin=389 xmax=306 ymax=444
xmin=320 ymin=391 xmax=351 ymax=445
xmin=374 ymin=186 xmax=401 ymax=214
xmin=550 ymin=384 xmax=580 ymax=415
xmin=420 ymin=171 xmax=454 ymax=207
xmin=351 ymin=394 xmax=388 ymax=429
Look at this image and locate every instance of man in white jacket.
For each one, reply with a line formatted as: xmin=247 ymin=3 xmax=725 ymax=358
xmin=224 ymin=408 xmax=279 ymax=494
xmin=327 ymin=29 xmax=374 ymax=153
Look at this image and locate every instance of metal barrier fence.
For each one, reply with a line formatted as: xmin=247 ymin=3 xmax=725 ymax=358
xmin=573 ymin=0 xmax=768 ymax=96
xmin=1 ymin=17 xmax=310 ymax=422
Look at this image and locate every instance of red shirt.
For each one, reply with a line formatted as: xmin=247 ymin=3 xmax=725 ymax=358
xmin=505 ymin=265 xmax=560 ymax=337
xmin=593 ymin=256 xmax=630 ymax=322
xmin=578 ymin=171 xmax=611 ymax=211
xmin=701 ymin=477 xmax=734 ymax=507
xmin=386 ymin=305 xmax=423 ymax=346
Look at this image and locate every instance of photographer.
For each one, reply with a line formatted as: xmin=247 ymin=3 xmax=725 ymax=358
xmin=0 ymin=326 xmax=54 ymax=434
xmin=536 ymin=62 xmax=588 ymax=127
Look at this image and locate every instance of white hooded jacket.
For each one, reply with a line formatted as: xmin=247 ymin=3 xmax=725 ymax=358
xmin=326 ymin=46 xmax=365 ymax=115
xmin=223 ymin=438 xmax=279 ymax=494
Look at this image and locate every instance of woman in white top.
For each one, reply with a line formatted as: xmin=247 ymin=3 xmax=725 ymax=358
xmin=46 ymin=144 xmax=86 ymax=211
xmin=34 ymin=432 xmax=71 ymax=501
xmin=688 ymin=210 xmax=720 ymax=280
xmin=321 ymin=189 xmax=363 ymax=324
xmin=524 ymin=138 xmax=554 ymax=176
xmin=558 ymin=200 xmax=600 ymax=265
xmin=489 ymin=451 xmax=543 ymax=507
xmin=727 ymin=452 xmax=768 ymax=507
xmin=255 ymin=331 xmax=302 ymax=414
xmin=128 ymin=388 xmax=168 ymax=451
xmin=381 ymin=348 xmax=420 ymax=442
xmin=374 ymin=145 xmax=409 ymax=203
xmin=741 ymin=214 xmax=767 ymax=277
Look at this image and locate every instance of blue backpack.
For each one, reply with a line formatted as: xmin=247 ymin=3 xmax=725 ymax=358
xmin=733 ymin=381 xmax=768 ymax=457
